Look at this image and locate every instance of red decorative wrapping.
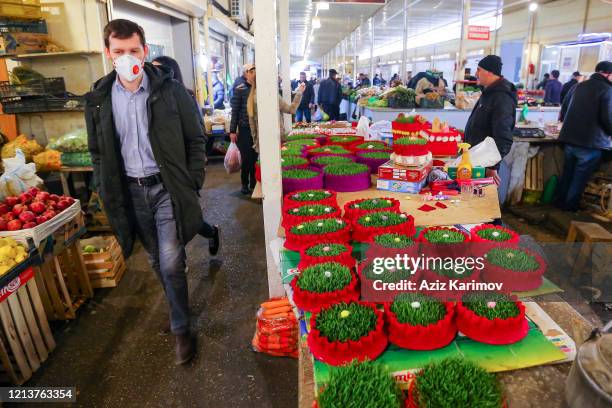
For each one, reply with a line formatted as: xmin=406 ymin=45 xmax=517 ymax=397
xmin=298 ymin=243 xmax=356 ymax=270
xmin=481 ymin=249 xmax=547 ymax=292
xmin=393 ymin=142 xmax=430 ymax=157
xmin=455 ymin=300 xmax=529 ymax=345
xmin=358 ymin=263 xmax=423 ymax=302
xmin=419 ymin=268 xmax=483 ymax=302
xmin=343 ymin=197 xmax=401 ymax=222
xmin=352 ymin=214 xmax=416 ymax=243
xmin=283 ymin=189 xmax=338 ymax=210
xmin=470 ymin=224 xmax=520 ymax=256
xmin=422 ymin=128 xmax=462 ymax=157
xmin=291 ymin=269 xmax=360 ymax=313
xmin=385 ymin=302 xmax=457 ymax=350
xmin=281 ymin=205 xmax=341 ymax=229
xmin=392 ymin=120 xmax=429 ymax=140
xmin=307 ymin=303 xmax=388 ymax=366
xmin=365 ymin=242 xmax=419 ymax=261
xmin=417 ymin=227 xmax=471 ymax=258
xmin=284 ymin=220 xmax=352 ymax=251
xmin=255 ymin=162 xmax=261 ymax=182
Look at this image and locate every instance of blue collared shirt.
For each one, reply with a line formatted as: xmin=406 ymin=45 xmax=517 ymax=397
xmin=111 ymin=73 xmax=159 ymax=178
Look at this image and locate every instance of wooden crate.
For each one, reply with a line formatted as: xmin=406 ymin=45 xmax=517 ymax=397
xmin=82 ymin=236 xmax=126 ymax=289
xmin=524 ymin=153 xmax=544 ymax=191
xmin=49 ymin=212 xmax=86 ymax=256
xmin=86 ymin=192 xmax=112 ymax=233
xmin=0 ymin=269 xmax=55 ymax=385
xmin=33 ymin=241 xmax=93 ymax=321
xmin=0 ymin=3 xmax=42 ymax=20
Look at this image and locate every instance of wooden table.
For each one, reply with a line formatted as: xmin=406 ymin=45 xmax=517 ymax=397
xmin=57 ymin=166 xmax=93 ymax=197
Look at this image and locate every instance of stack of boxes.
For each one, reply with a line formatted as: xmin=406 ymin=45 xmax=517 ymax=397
xmin=0 ymin=0 xmax=48 ymax=56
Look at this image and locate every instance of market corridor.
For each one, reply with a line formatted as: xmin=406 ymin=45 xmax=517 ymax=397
xmin=26 ymin=162 xmax=297 ymax=408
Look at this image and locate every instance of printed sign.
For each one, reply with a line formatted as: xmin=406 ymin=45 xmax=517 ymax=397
xmin=0 ymin=267 xmax=34 ymax=303
xmin=468 ymin=25 xmax=490 ymax=41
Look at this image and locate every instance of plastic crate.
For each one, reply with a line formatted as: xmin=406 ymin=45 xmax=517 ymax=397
xmin=0 ymin=77 xmax=65 ymax=98
xmin=1 ymin=94 xmax=84 ymax=113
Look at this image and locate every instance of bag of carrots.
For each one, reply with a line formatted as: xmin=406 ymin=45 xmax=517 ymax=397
xmin=252 ymin=297 xmax=299 ymax=358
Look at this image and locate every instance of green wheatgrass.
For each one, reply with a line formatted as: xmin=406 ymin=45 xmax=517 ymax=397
xmin=359 ymin=151 xmax=391 ymax=159
xmin=290 ymin=218 xmax=346 ymax=235
xmin=287 ymin=133 xmax=319 ymax=141
xmin=358 ymin=211 xmax=406 ymax=227
xmin=281 ymin=146 xmax=304 ymax=157
xmin=485 ymin=248 xmax=540 ymax=271
xmin=330 ymin=135 xmax=361 ymax=144
xmin=305 ymin=243 xmax=348 ymax=257
xmin=374 ymin=233 xmax=414 ymax=248
xmin=290 ymin=190 xmax=331 ymax=201
xmin=313 ymin=155 xmax=354 ymax=166
xmin=394 ymin=136 xmax=428 ymax=146
xmin=285 ymin=139 xmax=318 ymax=148
xmin=423 ymin=229 xmax=466 ymax=244
xmin=287 ymin=204 xmax=336 ymax=217
xmin=463 ymin=292 xmax=520 ymax=320
xmin=362 ymin=261 xmax=414 ymax=283
xmin=281 ymin=156 xmax=308 ymax=167
xmin=394 ymin=114 xmax=419 ymax=124
xmin=390 ymin=293 xmax=446 ymax=326
xmin=477 ymin=227 xmax=513 ymax=242
xmin=317 ymin=360 xmax=402 ymax=408
xmin=324 ymin=163 xmax=370 ymax=176
xmin=432 ymin=263 xmax=475 ymax=279
xmin=316 ymin=302 xmax=377 ymax=342
xmin=350 ymin=198 xmax=394 ymax=210
xmin=416 ymin=358 xmax=503 ymax=408
xmin=310 ymin=145 xmax=351 ymax=154
xmin=355 ymin=141 xmax=387 ymax=150
xmin=296 ymin=262 xmax=352 ymax=294
xmin=283 ymin=169 xmax=319 ymax=179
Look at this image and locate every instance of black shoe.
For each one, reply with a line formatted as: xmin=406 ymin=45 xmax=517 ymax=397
xmin=158 ymin=318 xmax=171 ymax=336
xmin=241 ymin=186 xmax=250 ymax=195
xmin=209 ymin=226 xmax=220 ymax=256
xmin=175 ymin=332 xmax=195 ymax=365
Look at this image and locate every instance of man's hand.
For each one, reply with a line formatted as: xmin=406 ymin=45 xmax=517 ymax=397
xmin=486 ymin=168 xmax=501 ymax=185
xmin=297 ymin=83 xmax=306 ymax=93
xmin=230 ymin=133 xmax=238 ymax=143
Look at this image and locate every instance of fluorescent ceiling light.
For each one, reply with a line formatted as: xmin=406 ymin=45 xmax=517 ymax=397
xmin=529 ymin=2 xmax=538 ymax=12
xmin=312 ymin=17 xmax=321 ymax=29
xmin=317 ymin=2 xmax=329 ymax=11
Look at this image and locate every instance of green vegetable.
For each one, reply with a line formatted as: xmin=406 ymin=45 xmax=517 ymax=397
xmin=462 ymin=292 xmax=520 ymax=320
xmin=391 ymin=293 xmax=446 ymax=326
xmin=359 ymin=151 xmax=391 ymax=159
xmin=290 ymin=218 xmax=346 ymax=235
xmin=281 ymin=156 xmax=308 ymax=167
xmin=310 ymin=145 xmax=351 ymax=154
xmin=350 ymin=198 xmax=394 ymax=210
xmin=83 ymin=245 xmax=97 ymax=253
xmin=423 ymin=229 xmax=466 ymax=244
xmin=476 ymin=228 xmax=513 ymax=242
xmin=283 ymin=169 xmax=319 ymax=179
xmin=415 ymin=358 xmax=503 ymax=408
xmin=317 ymin=360 xmax=403 ymax=408
xmin=485 ymin=248 xmax=540 ymax=271
xmin=313 ymin=155 xmax=353 ymax=166
xmin=373 ymin=233 xmax=414 ymax=248
xmin=287 ymin=204 xmax=336 ymax=216
xmin=357 ymin=211 xmax=406 ymax=227
xmin=305 ymin=243 xmax=348 ymax=257
xmin=323 ymin=163 xmax=369 ymax=176
xmin=296 ymin=262 xmax=352 ymax=294
xmin=289 ymin=190 xmax=332 ymax=201
xmin=394 ymin=136 xmax=428 ymax=146
xmin=286 ymin=133 xmax=319 ymax=141
xmin=316 ymin=302 xmax=377 ymax=342
xmin=285 ymin=139 xmax=318 ymax=148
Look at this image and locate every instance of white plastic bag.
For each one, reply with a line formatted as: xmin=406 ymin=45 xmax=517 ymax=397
xmin=368 ymin=120 xmax=392 ymax=141
xmin=0 ymin=149 xmax=43 ymax=200
xmin=224 ymin=142 xmax=241 ymax=174
xmin=448 ymin=136 xmax=502 ymax=169
xmin=355 ymin=116 xmax=371 ymax=138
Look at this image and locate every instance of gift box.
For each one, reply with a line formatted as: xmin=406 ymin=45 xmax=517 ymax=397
xmin=376 ymin=178 xmax=426 ymax=194
xmin=377 ymin=159 xmax=432 ymax=182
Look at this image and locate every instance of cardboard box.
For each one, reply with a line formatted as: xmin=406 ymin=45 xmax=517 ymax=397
xmin=377 ymin=178 xmax=426 ymax=194
xmin=377 ymin=159 xmax=431 ymax=182
xmin=0 ymin=32 xmax=47 ymax=55
xmin=0 ymin=3 xmax=41 ymax=20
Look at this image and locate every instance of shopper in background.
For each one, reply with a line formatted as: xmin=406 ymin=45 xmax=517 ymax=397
xmin=295 ymin=71 xmax=315 ymax=122
xmin=85 ymin=19 xmax=216 ymax=365
xmin=362 ymin=74 xmax=371 ymax=87
xmin=464 ymin=55 xmax=517 ymax=186
xmin=453 ymin=67 xmax=479 ymax=93
xmin=318 ymin=69 xmax=343 ymax=121
xmin=313 ymin=78 xmax=321 ymax=108
xmin=211 ymin=66 xmax=226 ymax=110
xmin=152 ymin=55 xmax=203 ymax=120
xmin=405 ymin=71 xmax=413 ymax=86
xmin=544 ymin=70 xmax=562 ymax=105
xmin=555 ymin=61 xmax=612 ymax=212
xmin=230 ymin=64 xmax=256 ymax=195
xmin=415 ymin=69 xmax=446 ymax=104
xmin=536 ymin=73 xmax=550 ymax=90
xmin=560 ymin=71 xmax=582 ymax=103
xmin=231 ymin=64 xmax=251 ymax=97
xmin=373 ymin=74 xmax=382 ymax=86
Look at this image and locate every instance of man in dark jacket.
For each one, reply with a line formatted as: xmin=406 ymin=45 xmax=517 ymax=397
xmin=212 ymin=69 xmax=225 ymax=110
xmin=295 ymin=72 xmax=315 ymax=122
xmin=85 ymin=19 xmax=214 ymax=364
xmin=464 ymin=55 xmax=517 ymax=186
xmin=560 ymin=71 xmax=582 ymax=103
xmin=229 ymin=63 xmax=256 ymax=195
xmin=318 ymin=69 xmax=343 ymax=121
xmin=555 ymin=61 xmax=612 ymax=211
xmin=544 ymin=70 xmax=562 ymax=105
xmin=536 ymin=73 xmax=550 ymax=90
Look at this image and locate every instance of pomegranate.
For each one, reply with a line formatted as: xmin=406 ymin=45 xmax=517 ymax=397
xmin=18 ymin=211 xmax=36 ymax=224
xmin=56 ymin=200 xmax=70 ymax=211
xmin=0 ymin=204 xmax=8 ymax=215
xmin=7 ymin=219 xmax=22 ymax=231
xmin=4 ymin=197 xmax=18 ymax=207
xmin=36 ymin=216 xmax=47 ymax=225
xmin=22 ymin=222 xmax=36 ymax=229
xmin=42 ymin=210 xmax=56 ymax=220
xmin=49 ymin=194 xmax=60 ymax=202
xmin=28 ymin=187 xmax=39 ymax=196
xmin=0 ymin=219 xmax=7 ymax=231
xmin=29 ymin=202 xmax=46 ymax=214
xmin=35 ymin=191 xmax=50 ymax=202
xmin=12 ymin=204 xmax=26 ymax=216
xmin=19 ymin=192 xmax=33 ymax=204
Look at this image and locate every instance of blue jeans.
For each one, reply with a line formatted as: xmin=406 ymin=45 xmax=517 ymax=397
xmin=555 ymin=144 xmax=602 ymax=211
xmin=129 ymin=183 xmax=189 ymax=335
xmin=295 ymin=107 xmax=311 ymax=123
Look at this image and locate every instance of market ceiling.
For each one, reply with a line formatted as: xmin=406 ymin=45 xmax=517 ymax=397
xmin=290 ymin=0 xmax=504 ymax=61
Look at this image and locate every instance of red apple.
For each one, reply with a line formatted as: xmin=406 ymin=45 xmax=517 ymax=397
xmin=0 ymin=204 xmax=8 ymax=215
xmin=48 ymin=194 xmax=60 ymax=203
xmin=19 ymin=192 xmax=33 ymax=204
xmin=29 ymin=202 xmax=46 ymax=214
xmin=36 ymin=216 xmax=47 ymax=225
xmin=35 ymin=191 xmax=50 ymax=202
xmin=42 ymin=210 xmax=56 ymax=220
xmin=4 ymin=196 xmax=18 ymax=207
xmin=27 ymin=187 xmax=39 ymax=196
xmin=22 ymin=222 xmax=36 ymax=229
xmin=7 ymin=219 xmax=22 ymax=231
xmin=0 ymin=219 xmax=7 ymax=231
xmin=18 ymin=211 xmax=35 ymax=223
xmin=56 ymin=200 xmax=69 ymax=211
xmin=12 ymin=204 xmax=26 ymax=216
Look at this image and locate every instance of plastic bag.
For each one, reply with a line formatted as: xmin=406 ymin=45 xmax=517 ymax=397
xmin=448 ymin=136 xmax=502 ymax=169
xmin=368 ymin=120 xmax=392 ymax=141
xmin=33 ymin=149 xmax=62 ymax=171
xmin=61 ymin=152 xmax=92 ymax=167
xmin=47 ymin=128 xmax=88 ymax=153
xmin=0 ymin=149 xmax=43 ymax=200
xmin=1 ymin=135 xmax=44 ymax=162
xmin=251 ymin=297 xmax=298 ymax=358
xmin=355 ymin=116 xmax=371 ymax=139
xmin=224 ymin=142 xmax=241 ymax=174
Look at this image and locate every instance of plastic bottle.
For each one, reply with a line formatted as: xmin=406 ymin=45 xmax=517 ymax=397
xmin=456 ymin=142 xmax=473 ymax=180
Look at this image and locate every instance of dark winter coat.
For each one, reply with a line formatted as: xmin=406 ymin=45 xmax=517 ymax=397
xmin=464 ymin=77 xmax=517 ymax=168
xmin=559 ymin=73 xmax=612 ymax=150
xmin=560 ymin=78 xmax=577 ymax=103
xmin=212 ymin=78 xmax=225 ymax=110
xmin=84 ymin=63 xmax=206 ymax=257
xmin=298 ymin=81 xmax=315 ymax=109
xmin=544 ymin=78 xmax=562 ymax=104
xmin=230 ymin=81 xmax=252 ymax=133
xmin=318 ymin=77 xmax=342 ymax=106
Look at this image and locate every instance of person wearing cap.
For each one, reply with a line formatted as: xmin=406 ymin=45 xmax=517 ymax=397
xmin=560 ymin=71 xmax=583 ymax=103
xmin=230 ymin=63 xmax=253 ymax=97
xmin=555 ymin=61 xmax=612 ymax=212
xmin=295 ymin=71 xmax=315 ymax=122
xmin=544 ymin=70 xmax=563 ymax=105
xmin=318 ymin=69 xmax=343 ymax=121
xmin=464 ymin=55 xmax=518 ymax=186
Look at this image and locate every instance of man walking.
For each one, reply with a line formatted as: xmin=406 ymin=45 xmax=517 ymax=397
xmin=295 ymin=71 xmax=315 ymax=122
xmin=555 ymin=61 xmax=612 ymax=211
xmin=85 ymin=19 xmax=216 ymax=365
xmin=560 ymin=71 xmax=582 ymax=103
xmin=318 ymin=69 xmax=342 ymax=121
xmin=544 ymin=70 xmax=562 ymax=105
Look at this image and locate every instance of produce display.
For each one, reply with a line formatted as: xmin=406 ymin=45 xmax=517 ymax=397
xmin=283 ymin=189 xmax=337 ymax=209
xmin=343 ymin=197 xmax=400 ymax=222
xmin=323 ymin=163 xmax=371 ymax=192
xmin=282 ymin=204 xmax=341 ymax=229
xmin=47 ymin=128 xmax=88 ymax=153
xmin=252 ymin=297 xmax=298 ymax=358
xmin=355 ymin=151 xmax=391 ymax=173
xmin=308 ymin=145 xmax=352 ymax=158
xmin=284 ymin=218 xmax=350 ymax=251
xmin=391 ymin=136 xmax=432 ymax=167
xmin=0 ymin=187 xmax=75 ymax=231
xmin=352 ymin=211 xmax=415 ymax=242
xmin=298 ymin=242 xmax=355 ymax=270
xmin=282 ymin=168 xmax=323 ymax=194
xmin=1 ymin=135 xmax=44 ymax=162
xmin=280 ymin=156 xmax=309 ymax=169
xmin=481 ymin=247 xmax=546 ymax=292
xmin=392 ymin=114 xmax=429 ymax=138
xmin=0 ymin=237 xmax=28 ymax=275
xmin=291 ymin=262 xmax=359 ymax=312
xmin=33 ymin=149 xmax=62 ymax=171
xmin=310 ymin=155 xmax=354 ymax=170
xmin=384 ymin=86 xmax=416 ymax=108
xmin=418 ymin=226 xmax=470 ymax=258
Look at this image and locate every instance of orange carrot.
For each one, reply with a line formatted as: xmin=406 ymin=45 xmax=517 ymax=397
xmin=261 ymin=298 xmax=290 ymax=309
xmin=262 ymin=305 xmax=292 ymax=315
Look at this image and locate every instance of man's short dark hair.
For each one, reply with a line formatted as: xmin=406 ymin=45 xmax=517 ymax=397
xmin=572 ymin=71 xmax=581 ymax=77
xmin=300 ymin=72 xmax=306 ymax=76
xmin=595 ymin=61 xmax=612 ymax=74
xmin=551 ymin=70 xmax=560 ymax=78
xmin=544 ymin=73 xmax=550 ymax=78
xmin=104 ymin=19 xmax=146 ymax=48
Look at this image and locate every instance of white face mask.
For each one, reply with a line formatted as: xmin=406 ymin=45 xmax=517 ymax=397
xmin=114 ymin=54 xmax=144 ymax=82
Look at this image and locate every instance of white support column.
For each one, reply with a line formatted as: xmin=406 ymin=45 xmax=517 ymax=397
xmin=342 ymin=39 xmax=347 ymax=78
xmin=369 ymin=19 xmax=374 ymax=81
xmin=254 ymin=0 xmax=284 ymax=298
xmin=278 ymin=0 xmax=292 ymax=133
xmin=190 ymin=17 xmax=205 ymax=107
xmin=400 ymin=0 xmax=408 ymax=83
xmin=353 ymin=30 xmax=358 ymax=84
xmin=454 ymin=0 xmax=471 ymax=93
xmin=202 ymin=12 xmax=214 ymax=107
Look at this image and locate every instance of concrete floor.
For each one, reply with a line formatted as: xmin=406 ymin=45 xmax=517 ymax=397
xmin=25 ymin=162 xmax=297 ymax=408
